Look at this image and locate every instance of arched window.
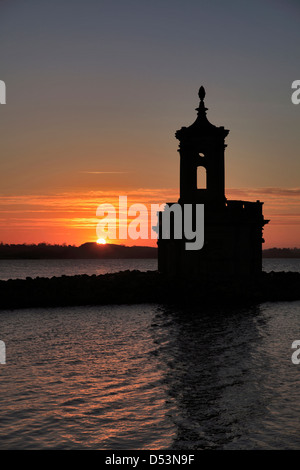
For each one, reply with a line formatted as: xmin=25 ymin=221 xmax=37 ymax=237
xmin=197 ymin=166 xmax=207 ymax=189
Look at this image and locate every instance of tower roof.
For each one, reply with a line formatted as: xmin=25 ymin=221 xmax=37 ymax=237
xmin=175 ymin=87 xmax=229 ymax=142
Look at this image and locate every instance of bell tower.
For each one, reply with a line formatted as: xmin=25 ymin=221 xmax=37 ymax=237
xmin=158 ymin=86 xmax=269 ymax=279
xmin=176 ymin=86 xmax=229 ymax=208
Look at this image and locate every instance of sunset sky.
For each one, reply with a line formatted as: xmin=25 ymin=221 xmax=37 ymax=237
xmin=0 ymin=0 xmax=299 ymax=248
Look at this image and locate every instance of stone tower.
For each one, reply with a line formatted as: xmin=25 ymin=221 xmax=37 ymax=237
xmin=157 ymin=87 xmax=269 ymax=279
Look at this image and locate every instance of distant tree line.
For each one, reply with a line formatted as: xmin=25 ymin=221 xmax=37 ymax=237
xmin=0 ymin=242 xmax=158 ymax=259
xmin=262 ymin=248 xmax=300 ymax=258
xmin=0 ymin=243 xmax=299 ymax=259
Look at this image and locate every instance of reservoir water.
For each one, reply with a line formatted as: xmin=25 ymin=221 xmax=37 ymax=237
xmin=0 ymin=258 xmax=299 ymax=449
xmin=0 ymin=258 xmax=299 ymax=281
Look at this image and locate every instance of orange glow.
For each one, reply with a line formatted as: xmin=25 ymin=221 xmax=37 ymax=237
xmin=0 ymin=187 xmax=299 ymax=248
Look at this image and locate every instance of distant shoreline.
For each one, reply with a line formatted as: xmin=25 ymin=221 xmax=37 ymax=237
xmin=0 ymin=270 xmax=299 ymax=310
xmin=0 ymin=242 xmax=157 ymax=259
xmin=0 ymin=243 xmax=299 ymax=259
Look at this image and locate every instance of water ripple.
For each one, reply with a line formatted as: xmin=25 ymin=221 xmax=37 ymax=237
xmin=1 ymin=301 xmax=300 ymax=449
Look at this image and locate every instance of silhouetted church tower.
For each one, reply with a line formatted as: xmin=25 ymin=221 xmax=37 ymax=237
xmin=158 ymin=86 xmax=269 ymax=278
xmin=178 ymin=86 xmax=228 ymax=207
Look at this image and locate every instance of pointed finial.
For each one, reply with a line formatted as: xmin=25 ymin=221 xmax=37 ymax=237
xmin=198 ymin=86 xmax=206 ymax=101
xmin=196 ymin=86 xmax=208 ymax=117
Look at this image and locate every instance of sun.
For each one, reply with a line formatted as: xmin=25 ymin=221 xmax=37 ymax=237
xmin=97 ymin=238 xmax=107 ymax=245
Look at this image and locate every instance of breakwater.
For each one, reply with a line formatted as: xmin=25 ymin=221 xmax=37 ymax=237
xmin=0 ymin=270 xmax=299 ymax=310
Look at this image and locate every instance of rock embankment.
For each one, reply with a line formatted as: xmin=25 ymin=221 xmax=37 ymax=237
xmin=0 ymin=270 xmax=299 ymax=310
